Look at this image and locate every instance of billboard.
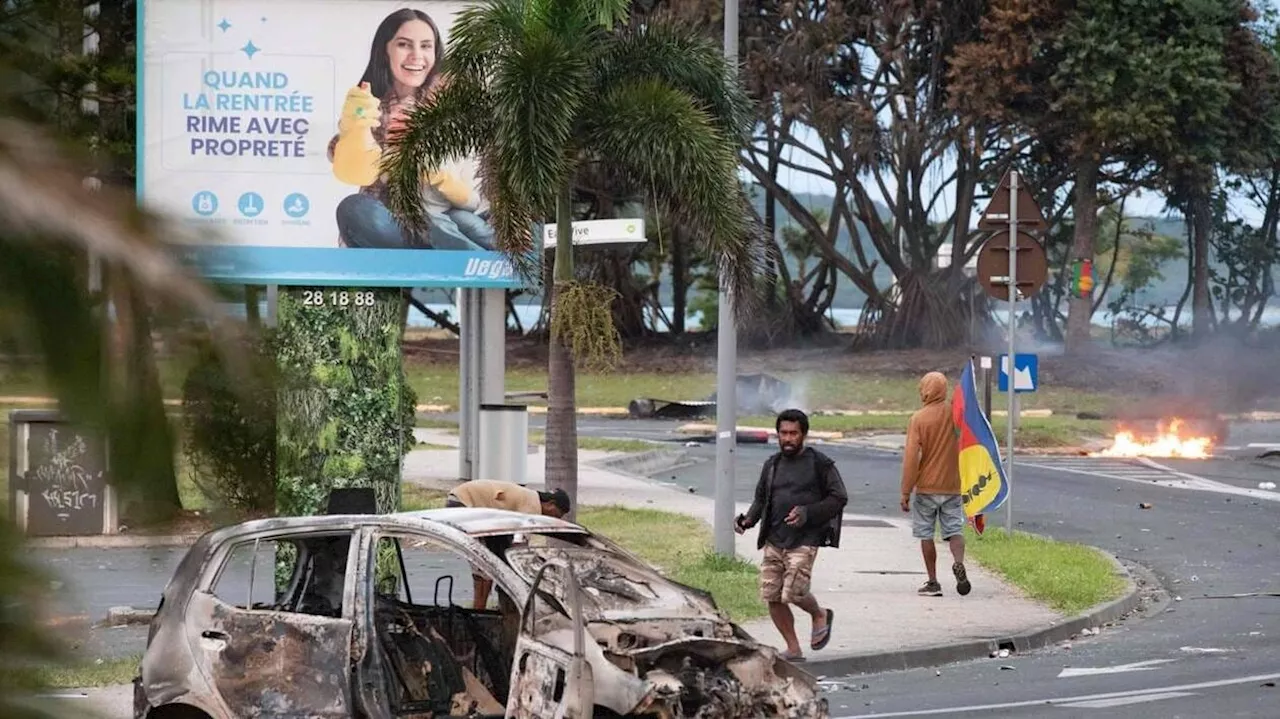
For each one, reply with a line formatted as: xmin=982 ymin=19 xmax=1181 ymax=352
xmin=139 ymin=0 xmax=521 ymax=287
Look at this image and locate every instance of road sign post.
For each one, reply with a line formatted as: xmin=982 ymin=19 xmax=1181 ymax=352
xmin=1006 ymin=172 xmax=1017 ymax=533
xmin=976 ymin=169 xmax=1047 ymax=535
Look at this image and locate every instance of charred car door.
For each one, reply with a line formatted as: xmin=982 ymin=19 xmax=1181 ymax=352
xmin=506 ymin=557 xmax=594 ymax=718
xmin=188 ymin=531 xmax=358 ymax=718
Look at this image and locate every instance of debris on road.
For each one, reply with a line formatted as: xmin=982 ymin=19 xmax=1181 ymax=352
xmin=1139 ymin=502 xmax=1153 ymax=509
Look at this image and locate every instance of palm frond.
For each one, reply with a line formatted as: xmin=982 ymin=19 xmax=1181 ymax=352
xmin=382 ymin=78 xmax=493 ymax=230
xmin=0 ymin=120 xmax=227 ymax=319
xmin=476 ymin=150 xmax=542 ymax=285
xmin=486 ymin=22 xmax=594 ymax=220
xmin=447 ymin=0 xmax=532 ymax=78
xmin=581 ymin=79 xmax=763 ymax=308
xmin=0 ymin=118 xmax=242 ymax=716
xmin=597 ymin=23 xmax=754 ymax=141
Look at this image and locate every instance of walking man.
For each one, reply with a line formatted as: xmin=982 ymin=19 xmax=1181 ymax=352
xmin=900 ymin=371 xmax=971 ymax=597
xmin=445 ymin=479 xmax=571 ymax=609
xmin=736 ymin=409 xmax=848 ymax=662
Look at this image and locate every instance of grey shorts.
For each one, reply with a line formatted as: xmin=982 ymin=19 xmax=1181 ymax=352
xmin=912 ymin=493 xmax=965 ymax=540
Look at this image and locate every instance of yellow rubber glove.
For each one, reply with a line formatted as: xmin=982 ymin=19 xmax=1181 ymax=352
xmin=332 ymin=82 xmax=383 ymax=186
xmin=427 ymin=169 xmax=478 ymax=210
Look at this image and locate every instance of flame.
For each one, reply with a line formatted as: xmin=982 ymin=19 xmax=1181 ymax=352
xmin=1095 ymin=418 xmax=1213 ymax=459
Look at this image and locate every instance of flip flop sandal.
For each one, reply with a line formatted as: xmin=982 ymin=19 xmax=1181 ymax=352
xmin=781 ymin=651 xmax=806 ymax=663
xmin=810 ymin=609 xmax=835 ymax=651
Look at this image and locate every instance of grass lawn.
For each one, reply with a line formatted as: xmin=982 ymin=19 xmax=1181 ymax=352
xmin=15 ymin=655 xmax=141 ymax=689
xmin=965 ymin=527 xmax=1128 ymax=615
xmin=402 ymin=486 xmax=764 ymax=622
xmin=406 ymin=365 xmax=1127 ymax=414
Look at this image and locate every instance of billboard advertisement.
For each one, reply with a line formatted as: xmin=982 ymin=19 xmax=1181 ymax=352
xmin=139 ymin=0 xmax=521 ymax=287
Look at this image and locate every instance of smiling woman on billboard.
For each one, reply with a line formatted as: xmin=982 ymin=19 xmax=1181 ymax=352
xmin=139 ymin=0 xmax=517 ymax=286
xmin=329 ymin=8 xmax=496 ymax=252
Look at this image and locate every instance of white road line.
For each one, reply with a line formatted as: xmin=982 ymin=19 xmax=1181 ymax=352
xmin=832 ymin=671 xmax=1280 ymax=718
xmin=1020 ymin=456 xmax=1280 ymax=503
xmin=1057 ymin=659 xmax=1177 ymax=678
xmin=1059 ymin=690 xmax=1196 ymax=709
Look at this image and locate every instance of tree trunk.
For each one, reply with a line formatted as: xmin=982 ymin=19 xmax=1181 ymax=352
xmin=108 ymin=274 xmax=182 ymax=522
xmin=670 ymin=226 xmax=687 ymax=335
xmin=1064 ymin=156 xmax=1099 ymax=353
xmin=545 ymin=185 xmax=578 ymax=520
xmin=1190 ymin=187 xmax=1213 ymax=341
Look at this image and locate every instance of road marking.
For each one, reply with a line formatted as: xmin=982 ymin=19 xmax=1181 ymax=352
xmin=1057 ymin=659 xmax=1177 ymax=678
xmin=1059 ymin=690 xmax=1196 ymax=708
xmin=831 ymin=671 xmax=1280 ymax=718
xmin=1021 ymin=456 xmax=1280 ymax=502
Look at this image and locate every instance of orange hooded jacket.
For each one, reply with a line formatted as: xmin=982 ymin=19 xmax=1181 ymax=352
xmin=900 ymin=371 xmax=961 ymax=497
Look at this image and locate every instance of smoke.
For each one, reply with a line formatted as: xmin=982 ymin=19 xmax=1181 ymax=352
xmin=785 ymin=374 xmax=812 ymax=414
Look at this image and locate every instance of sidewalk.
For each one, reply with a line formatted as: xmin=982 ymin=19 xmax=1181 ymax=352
xmin=408 ymin=429 xmax=1065 ymax=670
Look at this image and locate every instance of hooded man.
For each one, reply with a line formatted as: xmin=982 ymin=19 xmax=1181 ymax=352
xmin=900 ymin=371 xmax=971 ymax=597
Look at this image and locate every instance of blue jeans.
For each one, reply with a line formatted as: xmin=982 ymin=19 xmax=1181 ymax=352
xmin=335 ymin=193 xmax=495 ymax=251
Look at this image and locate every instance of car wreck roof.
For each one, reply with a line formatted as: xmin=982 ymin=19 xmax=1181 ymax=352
xmin=198 ymin=507 xmax=587 ymax=544
xmin=400 ymin=507 xmax=587 ymax=536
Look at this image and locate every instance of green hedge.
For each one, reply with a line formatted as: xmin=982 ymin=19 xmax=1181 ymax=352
xmin=275 ymin=288 xmax=417 ymax=517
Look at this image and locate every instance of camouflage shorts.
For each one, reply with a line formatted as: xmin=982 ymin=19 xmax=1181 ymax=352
xmin=760 ymin=544 xmax=819 ymax=604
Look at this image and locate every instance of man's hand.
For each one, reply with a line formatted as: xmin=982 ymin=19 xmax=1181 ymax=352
xmin=900 ymin=495 xmax=911 ymax=514
xmin=785 ymin=506 xmax=807 ymax=527
xmin=733 ymin=514 xmax=747 ymax=535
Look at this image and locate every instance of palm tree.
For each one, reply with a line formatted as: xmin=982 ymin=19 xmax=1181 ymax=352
xmin=0 ymin=117 xmax=240 ymax=716
xmin=383 ymin=0 xmax=759 ymax=514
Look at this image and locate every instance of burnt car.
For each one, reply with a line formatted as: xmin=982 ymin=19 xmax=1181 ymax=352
xmin=132 ymin=508 xmax=828 ymax=718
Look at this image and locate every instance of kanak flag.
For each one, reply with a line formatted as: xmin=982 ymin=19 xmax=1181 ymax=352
xmin=952 ymin=358 xmax=1009 ymax=534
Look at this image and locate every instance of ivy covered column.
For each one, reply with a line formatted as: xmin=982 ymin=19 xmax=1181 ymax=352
xmin=274 ymin=286 xmax=417 ymax=517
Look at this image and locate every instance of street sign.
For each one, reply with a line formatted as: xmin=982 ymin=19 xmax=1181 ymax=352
xmin=977 ymin=170 xmax=1047 ymax=230
xmin=998 ymin=353 xmax=1038 ymax=393
xmin=975 ymin=230 xmax=1049 ymax=301
xmin=542 ymin=219 xmax=646 ymax=249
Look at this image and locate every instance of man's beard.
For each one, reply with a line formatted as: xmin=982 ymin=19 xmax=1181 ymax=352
xmin=780 ymin=441 xmax=803 ymax=456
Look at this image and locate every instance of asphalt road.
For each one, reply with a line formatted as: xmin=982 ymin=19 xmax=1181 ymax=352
xmin=651 ymin=429 xmax=1280 ymax=718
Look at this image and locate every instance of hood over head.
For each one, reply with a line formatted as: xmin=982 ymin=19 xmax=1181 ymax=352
xmin=919 ymin=371 xmax=948 ymax=405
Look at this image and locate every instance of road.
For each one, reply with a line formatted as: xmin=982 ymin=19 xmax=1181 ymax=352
xmin=652 ymin=427 xmax=1280 ymax=718
xmin=29 ymin=416 xmax=1280 ymax=718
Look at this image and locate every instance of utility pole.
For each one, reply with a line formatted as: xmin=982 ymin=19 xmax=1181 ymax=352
xmin=1005 ymin=171 xmax=1018 ymax=534
xmin=713 ymin=0 xmax=739 ymax=556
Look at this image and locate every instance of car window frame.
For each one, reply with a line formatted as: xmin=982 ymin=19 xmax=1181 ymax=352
xmin=199 ymin=527 xmax=363 ymax=621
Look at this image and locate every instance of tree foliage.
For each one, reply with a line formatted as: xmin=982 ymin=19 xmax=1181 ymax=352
xmin=381 ymin=0 xmax=757 ymax=509
xmin=951 ymin=0 xmax=1280 ymax=350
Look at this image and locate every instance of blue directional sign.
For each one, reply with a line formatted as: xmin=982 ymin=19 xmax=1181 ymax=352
xmin=998 ymin=353 xmax=1038 ymax=393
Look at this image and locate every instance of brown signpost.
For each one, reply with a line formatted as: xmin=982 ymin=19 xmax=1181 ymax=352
xmin=971 ymin=168 xmax=1050 ymax=536
xmin=975 ymin=230 xmax=1049 ymax=302
xmin=974 ymin=170 xmax=1049 ymax=302
xmin=977 ymin=171 xmax=1047 ymax=231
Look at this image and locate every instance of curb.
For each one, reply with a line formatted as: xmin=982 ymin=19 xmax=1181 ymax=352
xmin=676 ymin=423 xmax=846 ymax=441
xmin=590 ymin=449 xmax=691 ymax=477
xmin=802 ymin=544 xmax=1151 ymax=678
xmin=25 ymin=534 xmax=202 ymax=549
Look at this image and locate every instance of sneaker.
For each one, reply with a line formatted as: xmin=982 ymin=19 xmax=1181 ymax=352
xmin=917 ymin=580 xmax=942 ymax=596
xmin=953 ymin=562 xmax=972 ymax=596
